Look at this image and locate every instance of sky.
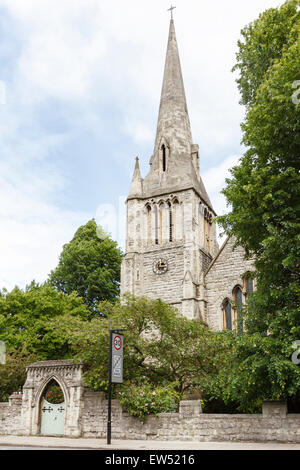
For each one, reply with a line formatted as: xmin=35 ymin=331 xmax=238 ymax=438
xmin=0 ymin=0 xmax=284 ymax=291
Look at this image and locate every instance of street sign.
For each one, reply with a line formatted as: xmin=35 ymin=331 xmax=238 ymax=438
xmin=107 ymin=329 xmax=126 ymax=445
xmin=111 ymin=333 xmax=123 ymax=384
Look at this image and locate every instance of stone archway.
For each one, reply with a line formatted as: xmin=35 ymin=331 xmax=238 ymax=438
xmin=40 ymin=378 xmax=66 ymax=436
xmin=21 ymin=360 xmax=84 ymax=437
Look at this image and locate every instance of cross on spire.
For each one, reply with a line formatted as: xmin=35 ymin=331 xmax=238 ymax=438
xmin=167 ymin=4 xmax=176 ymax=19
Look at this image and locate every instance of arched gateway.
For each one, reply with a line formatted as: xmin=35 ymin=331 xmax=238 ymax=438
xmin=40 ymin=379 xmax=65 ymax=435
xmin=21 ymin=360 xmax=84 ymax=437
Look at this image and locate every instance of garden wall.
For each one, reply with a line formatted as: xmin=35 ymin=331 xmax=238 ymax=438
xmin=81 ymin=394 xmax=300 ymax=443
xmin=1 ymin=360 xmax=300 ymax=443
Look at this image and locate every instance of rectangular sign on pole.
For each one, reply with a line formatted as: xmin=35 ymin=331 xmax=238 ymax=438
xmin=111 ymin=332 xmax=123 ymax=384
xmin=107 ymin=329 xmax=125 ymax=444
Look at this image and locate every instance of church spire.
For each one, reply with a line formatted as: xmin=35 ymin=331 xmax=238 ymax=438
xmin=153 ymin=18 xmax=193 ymax=157
xmin=136 ymin=17 xmax=214 ymax=212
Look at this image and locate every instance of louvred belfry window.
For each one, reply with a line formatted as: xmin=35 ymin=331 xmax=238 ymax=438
xmin=168 ymin=202 xmax=173 ymax=242
xmin=162 ymin=144 xmax=166 ymax=172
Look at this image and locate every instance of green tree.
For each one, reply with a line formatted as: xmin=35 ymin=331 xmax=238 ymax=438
xmin=50 ymin=295 xmax=223 ymax=419
xmin=0 ymin=282 xmax=89 ymax=360
xmin=48 ymin=219 xmax=123 ymax=314
xmin=216 ymin=0 xmax=300 ymax=409
xmin=0 ymin=348 xmax=36 ymax=402
xmin=233 ymin=0 xmax=299 ymax=107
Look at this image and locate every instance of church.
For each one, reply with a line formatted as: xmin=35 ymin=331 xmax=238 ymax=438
xmin=120 ymin=18 xmax=254 ymax=331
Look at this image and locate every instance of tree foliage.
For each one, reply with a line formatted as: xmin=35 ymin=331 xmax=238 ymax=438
xmin=49 ymin=295 xmax=226 ymax=419
xmin=216 ymin=0 xmax=300 ymax=408
xmin=0 ymin=348 xmax=36 ymax=402
xmin=48 ymin=219 xmax=123 ymax=314
xmin=233 ymin=0 xmax=299 ymax=107
xmin=0 ymin=282 xmax=89 ymax=361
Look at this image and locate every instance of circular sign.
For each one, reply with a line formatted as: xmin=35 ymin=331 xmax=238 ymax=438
xmin=113 ymin=335 xmax=122 ymax=351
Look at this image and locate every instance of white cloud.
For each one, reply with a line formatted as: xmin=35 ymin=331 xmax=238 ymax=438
xmin=0 ymin=0 xmax=283 ymax=137
xmin=0 ymin=207 xmax=90 ymax=292
xmin=0 ymin=162 xmax=91 ymax=290
xmin=123 ymin=119 xmax=154 ymax=145
xmin=0 ymin=0 xmax=284 ymax=289
xmin=0 ymin=103 xmax=91 ymax=291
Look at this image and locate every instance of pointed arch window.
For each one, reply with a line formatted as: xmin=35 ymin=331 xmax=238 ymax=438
xmin=159 ymin=202 xmax=165 ymax=244
xmin=146 ymin=204 xmax=151 ymax=245
xmin=233 ymin=286 xmax=243 ymax=334
xmin=223 ymin=299 xmax=232 ymax=330
xmin=155 ymin=204 xmax=159 ymax=245
xmin=168 ymin=201 xmax=173 ymax=242
xmin=173 ymin=198 xmax=179 ymax=241
xmin=244 ymin=274 xmax=254 ymax=301
xmin=243 ymin=273 xmax=254 ymax=325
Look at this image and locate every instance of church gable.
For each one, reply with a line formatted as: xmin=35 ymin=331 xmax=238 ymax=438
xmin=204 ymin=236 xmax=254 ymax=331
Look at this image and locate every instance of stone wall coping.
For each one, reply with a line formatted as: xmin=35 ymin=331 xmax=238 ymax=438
xmin=26 ymin=359 xmax=83 ymax=368
xmin=83 ymin=390 xmax=105 ymax=397
xmin=262 ymin=401 xmax=287 ymax=405
xmin=179 ymin=400 xmax=201 ymax=405
xmin=189 ymin=414 xmax=262 ymax=419
xmin=9 ymin=393 xmax=22 ymax=399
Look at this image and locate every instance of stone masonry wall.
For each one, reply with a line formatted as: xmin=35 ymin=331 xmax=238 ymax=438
xmin=0 ymin=393 xmax=23 ymax=435
xmin=1 ymin=391 xmax=300 ymax=443
xmin=81 ymin=394 xmax=300 ymax=443
xmin=143 ymin=244 xmax=184 ymax=305
xmin=205 ymin=236 xmax=254 ymax=330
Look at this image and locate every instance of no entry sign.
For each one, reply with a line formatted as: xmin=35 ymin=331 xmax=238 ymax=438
xmin=111 ymin=332 xmax=123 ymax=383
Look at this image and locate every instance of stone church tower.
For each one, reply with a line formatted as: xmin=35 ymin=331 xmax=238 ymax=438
xmin=121 ymin=19 xmax=219 ymax=320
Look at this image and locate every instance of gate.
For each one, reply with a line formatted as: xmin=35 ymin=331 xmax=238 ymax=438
xmin=40 ymin=379 xmax=65 ymax=435
xmin=40 ymin=399 xmax=65 ymax=435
